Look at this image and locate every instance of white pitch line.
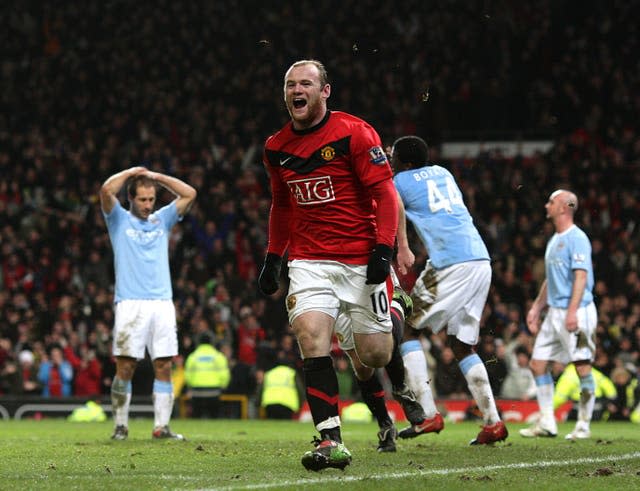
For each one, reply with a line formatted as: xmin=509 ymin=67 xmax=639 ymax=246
xmin=210 ymin=451 xmax=640 ymax=491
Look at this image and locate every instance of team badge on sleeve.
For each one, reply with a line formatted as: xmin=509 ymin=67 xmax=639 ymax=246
xmin=368 ymin=146 xmax=388 ymax=165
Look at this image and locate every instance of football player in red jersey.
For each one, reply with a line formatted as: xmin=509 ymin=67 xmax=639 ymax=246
xmin=259 ymin=59 xmax=402 ymax=470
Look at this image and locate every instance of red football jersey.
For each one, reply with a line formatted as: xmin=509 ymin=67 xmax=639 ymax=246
xmin=263 ymin=111 xmax=394 ymax=264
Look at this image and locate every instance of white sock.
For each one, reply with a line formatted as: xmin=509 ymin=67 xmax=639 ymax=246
xmin=459 ymin=354 xmax=500 ymax=425
xmin=111 ymin=377 xmax=132 ymax=427
xmin=578 ymin=389 xmax=595 ymax=425
xmin=153 ymin=379 xmax=174 ymax=428
xmin=401 ymin=340 xmax=437 ymax=418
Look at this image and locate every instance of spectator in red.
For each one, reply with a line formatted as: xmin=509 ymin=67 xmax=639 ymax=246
xmin=236 ymin=306 xmax=265 ymax=366
xmin=64 ymin=342 xmax=103 ymax=397
xmin=235 ymin=232 xmax=257 ymax=282
xmin=74 ymin=347 xmax=103 ymax=397
xmin=2 ymin=253 xmax=27 ymax=292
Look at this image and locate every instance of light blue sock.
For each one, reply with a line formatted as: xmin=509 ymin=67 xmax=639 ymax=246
xmin=458 ymin=353 xmax=482 ymax=375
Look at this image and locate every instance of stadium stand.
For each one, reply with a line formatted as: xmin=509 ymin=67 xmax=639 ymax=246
xmin=0 ymin=1 xmax=638 ymax=419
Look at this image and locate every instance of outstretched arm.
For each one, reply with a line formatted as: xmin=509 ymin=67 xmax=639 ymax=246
xmin=100 ymin=166 xmax=147 ymax=214
xmin=143 ymin=170 xmax=197 ymax=216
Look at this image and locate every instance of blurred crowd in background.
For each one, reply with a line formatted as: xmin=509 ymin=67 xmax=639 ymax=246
xmin=1 ymin=1 xmax=639 ymax=419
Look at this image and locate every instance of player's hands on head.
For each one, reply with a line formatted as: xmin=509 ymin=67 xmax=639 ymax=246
xmin=258 ymin=253 xmax=283 ymax=295
xmin=366 ymin=244 xmax=393 ymax=284
xmin=130 ymin=166 xmax=147 ymax=175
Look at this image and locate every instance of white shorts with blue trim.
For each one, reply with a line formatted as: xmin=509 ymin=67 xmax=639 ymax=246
xmin=531 ymin=302 xmax=597 ymax=364
xmin=408 ymin=260 xmax=491 ymax=346
xmin=113 ymin=299 xmax=178 ymax=360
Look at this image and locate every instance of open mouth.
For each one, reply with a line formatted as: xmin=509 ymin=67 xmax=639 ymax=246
xmin=293 ymin=98 xmax=306 ymax=109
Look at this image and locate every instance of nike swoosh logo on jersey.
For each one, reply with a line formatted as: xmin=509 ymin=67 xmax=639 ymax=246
xmin=280 ymin=156 xmax=293 ymax=166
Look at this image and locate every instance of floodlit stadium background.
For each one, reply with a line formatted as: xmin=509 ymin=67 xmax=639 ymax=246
xmin=0 ymin=1 xmax=638 ymax=423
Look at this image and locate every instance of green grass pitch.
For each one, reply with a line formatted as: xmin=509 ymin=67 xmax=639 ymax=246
xmin=0 ymin=419 xmax=639 ymax=490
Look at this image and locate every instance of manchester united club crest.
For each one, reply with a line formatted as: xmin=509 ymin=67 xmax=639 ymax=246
xmin=320 ymin=146 xmax=335 ymax=161
xmin=286 ymin=295 xmax=297 ymax=311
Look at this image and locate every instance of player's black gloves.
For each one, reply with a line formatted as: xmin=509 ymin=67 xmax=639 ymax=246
xmin=366 ymin=244 xmax=394 ymax=284
xmin=258 ymin=253 xmax=283 ymax=295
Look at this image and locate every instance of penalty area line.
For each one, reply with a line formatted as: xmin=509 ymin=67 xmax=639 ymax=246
xmin=214 ymin=451 xmax=640 ymax=490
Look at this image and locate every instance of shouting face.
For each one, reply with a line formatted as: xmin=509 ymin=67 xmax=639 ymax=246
xmin=283 ymin=62 xmax=331 ymax=130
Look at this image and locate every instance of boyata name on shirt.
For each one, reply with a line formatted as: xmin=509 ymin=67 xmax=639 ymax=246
xmin=411 ymin=166 xmax=447 ymax=181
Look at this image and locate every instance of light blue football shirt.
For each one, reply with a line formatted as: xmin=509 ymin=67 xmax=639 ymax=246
xmin=103 ymin=200 xmax=180 ymax=302
xmin=544 ymin=224 xmax=594 ymax=308
xmin=394 ymin=165 xmax=489 ymax=269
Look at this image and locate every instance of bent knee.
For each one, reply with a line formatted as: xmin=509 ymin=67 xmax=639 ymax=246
xmin=354 ymin=332 xmax=393 ymax=368
xmin=358 ymin=348 xmax=392 ymax=368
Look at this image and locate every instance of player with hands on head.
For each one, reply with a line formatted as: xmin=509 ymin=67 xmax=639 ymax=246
xmin=519 ymin=189 xmax=598 ymax=440
xmin=392 ymin=135 xmax=508 ymax=445
xmin=259 ymin=59 xmax=400 ymax=470
xmin=100 ymin=165 xmax=196 ymax=441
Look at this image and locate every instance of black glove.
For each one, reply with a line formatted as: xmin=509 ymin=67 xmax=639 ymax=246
xmin=366 ymin=244 xmax=394 ymax=284
xmin=258 ymin=253 xmax=283 ymax=295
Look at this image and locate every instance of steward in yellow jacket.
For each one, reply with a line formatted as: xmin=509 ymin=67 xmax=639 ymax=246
xmin=185 ymin=333 xmax=230 ymax=418
xmin=260 ymin=363 xmax=301 ymax=419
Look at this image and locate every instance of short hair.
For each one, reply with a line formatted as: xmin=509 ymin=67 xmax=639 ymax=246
xmin=391 ymin=135 xmax=429 ymax=168
xmin=565 ymin=194 xmax=578 ymax=212
xmin=127 ymin=175 xmax=156 ymax=199
xmin=285 ymin=59 xmax=329 ymax=87
xmin=551 ymin=189 xmax=579 ymax=213
xmin=198 ymin=332 xmax=213 ymax=346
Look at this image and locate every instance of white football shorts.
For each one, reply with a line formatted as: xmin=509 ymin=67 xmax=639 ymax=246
xmin=286 ymin=260 xmax=393 ymax=339
xmin=408 ymin=259 xmax=491 ymax=346
xmin=113 ymin=299 xmax=178 ymax=360
xmin=531 ymin=302 xmax=597 ymax=364
xmin=334 ymin=267 xmax=403 ymax=351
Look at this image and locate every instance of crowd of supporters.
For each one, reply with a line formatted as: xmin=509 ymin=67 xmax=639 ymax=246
xmin=1 ymin=1 xmax=638 ymax=417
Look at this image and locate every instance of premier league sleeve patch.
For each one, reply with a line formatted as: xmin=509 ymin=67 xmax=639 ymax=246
xmin=368 ymin=146 xmax=388 ymax=165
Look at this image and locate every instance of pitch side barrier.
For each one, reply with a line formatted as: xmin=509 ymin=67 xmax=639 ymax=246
xmin=0 ymin=394 xmax=249 ymax=420
xmin=0 ymin=395 xmax=569 ymax=422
